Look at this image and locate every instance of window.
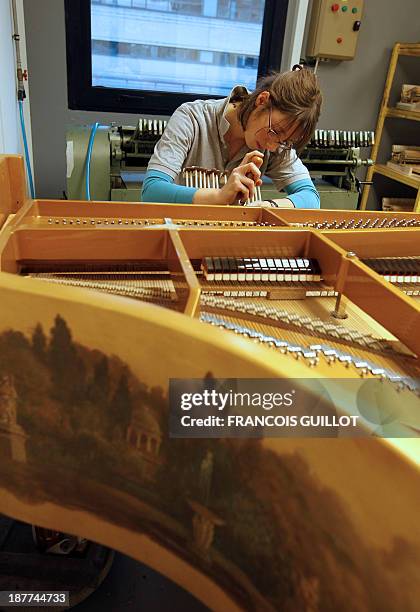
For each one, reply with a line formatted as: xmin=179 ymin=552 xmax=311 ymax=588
xmin=65 ymin=0 xmax=289 ymax=114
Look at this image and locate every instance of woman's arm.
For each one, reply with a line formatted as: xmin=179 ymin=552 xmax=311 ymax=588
xmin=143 ymin=170 xmax=320 ymax=209
xmin=142 ymin=152 xmax=264 ymax=206
xmin=266 ymin=149 xmax=320 ymax=209
xmin=141 ymin=170 xmax=196 ymax=203
xmin=284 ymin=178 xmax=320 ymax=209
xmin=255 ymin=180 xmax=320 ymax=209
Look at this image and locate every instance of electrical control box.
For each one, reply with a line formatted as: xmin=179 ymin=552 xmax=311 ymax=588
xmin=306 ymin=0 xmax=364 ymax=60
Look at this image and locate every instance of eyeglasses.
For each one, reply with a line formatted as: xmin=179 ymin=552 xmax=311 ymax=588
xmin=263 ymin=106 xmax=294 ymax=151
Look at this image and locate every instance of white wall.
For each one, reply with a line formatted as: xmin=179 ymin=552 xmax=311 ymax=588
xmin=0 ymin=0 xmax=33 ymax=173
xmin=281 ymin=0 xmax=309 ymax=71
xmin=0 ymin=0 xmax=20 ymax=153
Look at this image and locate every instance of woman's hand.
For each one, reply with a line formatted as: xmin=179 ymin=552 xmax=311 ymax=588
xmin=220 ymin=150 xmax=264 ymax=205
xmin=192 ymin=150 xmax=265 ymax=206
xmin=240 ymin=150 xmax=265 ymax=169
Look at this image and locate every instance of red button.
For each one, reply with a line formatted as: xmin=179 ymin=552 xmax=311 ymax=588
xmin=337 ymin=37 xmax=343 ymax=43
xmin=331 ymin=3 xmax=339 ymax=11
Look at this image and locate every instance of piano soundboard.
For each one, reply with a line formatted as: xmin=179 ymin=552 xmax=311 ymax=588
xmin=1 ymin=209 xmax=419 ymax=393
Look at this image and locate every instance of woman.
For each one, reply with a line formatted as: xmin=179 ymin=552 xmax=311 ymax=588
xmin=141 ymin=66 xmax=322 ymax=208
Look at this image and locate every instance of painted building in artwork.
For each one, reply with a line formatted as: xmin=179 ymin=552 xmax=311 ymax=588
xmin=0 ymin=375 xmax=27 ymax=462
xmin=127 ymin=404 xmax=162 ymax=479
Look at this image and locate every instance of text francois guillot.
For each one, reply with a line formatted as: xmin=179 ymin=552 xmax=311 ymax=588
xmin=178 ymin=390 xmax=359 ymax=428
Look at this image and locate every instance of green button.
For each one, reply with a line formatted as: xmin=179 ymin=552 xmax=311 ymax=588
xmin=352 ymin=7 xmax=358 ymax=12
xmin=342 ymin=5 xmax=348 ymax=11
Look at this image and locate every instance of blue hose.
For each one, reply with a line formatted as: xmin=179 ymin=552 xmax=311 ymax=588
xmin=85 ymin=122 xmax=100 ymax=200
xmin=18 ymin=99 xmax=35 ymax=198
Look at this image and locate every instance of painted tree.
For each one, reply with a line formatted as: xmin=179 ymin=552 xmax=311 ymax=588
xmin=32 ymin=323 xmax=47 ymax=363
xmin=106 ymin=369 xmax=132 ymax=440
xmin=88 ymin=355 xmax=110 ymax=406
xmin=48 ymin=315 xmax=86 ymax=404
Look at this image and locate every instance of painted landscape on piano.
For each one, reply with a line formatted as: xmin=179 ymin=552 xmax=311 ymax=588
xmin=0 ymin=302 xmax=419 ymax=611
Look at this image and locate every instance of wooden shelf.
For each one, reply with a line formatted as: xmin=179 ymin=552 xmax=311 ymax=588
xmin=373 ymin=164 xmax=420 ymax=189
xmin=398 ymin=43 xmax=420 ymax=57
xmin=360 ymin=43 xmax=420 ymax=211
xmin=386 ymin=107 xmax=420 ymax=121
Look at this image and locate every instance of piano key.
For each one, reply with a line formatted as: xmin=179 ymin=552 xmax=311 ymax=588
xmin=252 ymin=258 xmax=262 ymax=282
xmin=243 ymin=258 xmax=254 ymax=282
xmin=259 ymin=258 xmax=269 ymax=281
xmin=237 ymin=259 xmax=246 ymax=282
xmin=289 ymin=259 xmax=299 ymax=282
xmin=221 ymin=257 xmax=231 ymax=281
xmin=279 ymin=259 xmax=290 ymax=281
xmin=213 ymin=257 xmax=223 ymax=281
xmin=274 ymin=258 xmax=284 ymax=281
xmin=228 ymin=257 xmax=238 ymax=282
xmin=266 ymin=258 xmax=276 ymax=281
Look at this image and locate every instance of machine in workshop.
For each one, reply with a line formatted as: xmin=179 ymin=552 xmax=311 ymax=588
xmin=66 ymin=120 xmax=373 ymax=209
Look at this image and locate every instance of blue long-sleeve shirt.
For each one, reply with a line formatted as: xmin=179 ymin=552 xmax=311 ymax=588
xmin=141 ymin=170 xmax=320 ymax=209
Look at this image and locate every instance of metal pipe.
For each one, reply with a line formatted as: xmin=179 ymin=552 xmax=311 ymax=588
xmin=300 ymin=158 xmax=373 ymax=167
xmin=11 ymin=0 xmax=25 ymax=100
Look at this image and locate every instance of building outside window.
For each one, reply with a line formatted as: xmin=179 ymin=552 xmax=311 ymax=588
xmin=91 ymin=0 xmax=266 ymax=96
xmin=65 ymin=0 xmax=288 ymax=114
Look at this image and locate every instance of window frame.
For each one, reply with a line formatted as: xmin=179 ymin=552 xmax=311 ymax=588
xmin=65 ymin=0 xmax=289 ymax=115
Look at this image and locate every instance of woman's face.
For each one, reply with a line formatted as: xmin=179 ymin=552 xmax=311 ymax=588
xmin=243 ymin=92 xmax=299 ymax=153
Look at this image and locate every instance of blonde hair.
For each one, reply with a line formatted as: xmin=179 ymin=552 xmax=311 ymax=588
xmin=232 ymin=68 xmax=322 ymax=153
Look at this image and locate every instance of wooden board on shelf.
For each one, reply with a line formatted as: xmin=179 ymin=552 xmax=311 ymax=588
xmin=396 ymin=101 xmax=420 ymax=111
xmin=382 ymin=197 xmax=416 ymax=212
xmin=373 ymin=164 xmax=420 ymax=190
xmin=387 ymin=106 xmax=420 ymax=121
xmin=386 ymin=161 xmax=420 ymax=177
xmin=398 ymin=43 xmax=420 ymax=57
